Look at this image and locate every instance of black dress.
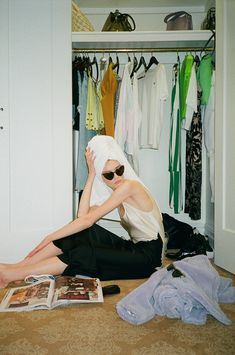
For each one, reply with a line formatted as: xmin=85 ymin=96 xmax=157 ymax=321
xmin=53 ymin=224 xmax=163 ymax=281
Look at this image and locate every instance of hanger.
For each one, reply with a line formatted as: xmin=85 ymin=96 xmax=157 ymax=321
xmin=73 ymin=55 xmax=81 ymax=64
xmin=112 ymin=54 xmax=120 ymax=74
xmin=200 ymin=30 xmax=215 ymax=58
xmin=194 ymin=54 xmax=200 ymax=66
xmin=85 ymin=55 xmax=99 ymax=82
xmin=109 ymin=53 xmax=113 ymax=64
xmin=133 ymin=54 xmax=147 ymax=74
xmin=146 ymin=55 xmax=159 ymax=72
xmin=82 ymin=55 xmax=90 ymax=70
xmin=130 ymin=54 xmax=138 ymax=77
xmin=73 ymin=55 xmax=84 ymax=70
xmin=77 ymin=55 xmax=90 ymax=72
xmin=89 ymin=55 xmax=99 ymax=82
xmin=172 ymin=52 xmax=180 ymax=82
xmin=199 ymin=30 xmax=216 ymax=69
xmin=100 ymin=53 xmax=107 ymax=71
xmin=177 ymin=51 xmax=180 ymax=63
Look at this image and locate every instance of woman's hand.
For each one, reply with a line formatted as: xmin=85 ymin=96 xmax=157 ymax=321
xmin=85 ymin=147 xmax=96 ymax=178
xmin=25 ymin=235 xmax=52 ymax=259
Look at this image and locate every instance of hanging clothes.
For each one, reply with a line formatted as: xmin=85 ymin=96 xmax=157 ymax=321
xmin=114 ymin=74 xmax=122 ymax=125
xmin=169 ymin=60 xmax=183 ymax=214
xmin=72 ymin=62 xmax=80 ymax=131
xmin=202 ymin=70 xmax=215 ymax=202
xmin=75 ymin=70 xmax=96 ymax=192
xmin=138 ymin=64 xmax=168 ymax=149
xmin=184 ymin=53 xmax=216 ymax=218
xmin=197 ymin=53 xmax=214 ymax=105
xmin=85 ymin=72 xmax=104 ymax=131
xmin=179 ymin=54 xmax=194 ymax=120
xmin=114 ymin=62 xmax=141 ymax=173
xmin=184 ymin=62 xmax=198 ymax=130
xmin=101 ymin=63 xmax=118 ymax=136
xmin=184 ymin=91 xmax=202 ymax=220
xmin=183 ymin=58 xmax=202 ymax=220
xmin=198 ymin=53 xmax=215 ymax=202
xmin=130 ymin=71 xmax=141 ymax=172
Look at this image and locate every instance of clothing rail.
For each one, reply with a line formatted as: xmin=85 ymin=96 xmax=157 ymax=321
xmin=72 ymin=47 xmax=214 ymax=54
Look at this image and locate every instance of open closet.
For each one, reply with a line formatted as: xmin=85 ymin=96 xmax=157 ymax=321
xmin=71 ymin=30 xmax=215 ymax=236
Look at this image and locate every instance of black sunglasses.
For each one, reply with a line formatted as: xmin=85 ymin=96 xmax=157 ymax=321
xmin=102 ymin=165 xmax=125 ymax=181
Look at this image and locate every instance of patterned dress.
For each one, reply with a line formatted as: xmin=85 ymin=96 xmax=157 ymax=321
xmin=184 ymin=91 xmax=202 ymax=220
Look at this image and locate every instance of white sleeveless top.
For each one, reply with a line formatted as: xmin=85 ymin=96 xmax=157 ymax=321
xmin=120 ymin=200 xmax=165 ymax=244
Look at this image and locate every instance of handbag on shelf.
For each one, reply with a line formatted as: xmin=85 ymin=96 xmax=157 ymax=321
xmin=201 ymin=7 xmax=215 ymax=31
xmin=164 ymin=11 xmax=193 ymax=31
xmin=72 ymin=1 xmax=95 ymax=32
xmin=102 ymin=9 xmax=136 ymax=32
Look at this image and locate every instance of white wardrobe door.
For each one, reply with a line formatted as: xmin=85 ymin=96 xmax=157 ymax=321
xmin=0 ymin=0 xmax=10 ymax=232
xmin=0 ymin=0 xmax=72 ymax=262
xmin=215 ymin=0 xmax=235 ymax=273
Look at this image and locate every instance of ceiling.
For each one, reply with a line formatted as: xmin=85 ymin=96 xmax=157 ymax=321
xmin=77 ymin=0 xmax=209 ymax=8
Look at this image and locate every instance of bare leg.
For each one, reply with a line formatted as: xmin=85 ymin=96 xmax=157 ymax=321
xmin=0 ymin=256 xmax=67 ymax=288
xmin=0 ymin=242 xmax=62 ymax=268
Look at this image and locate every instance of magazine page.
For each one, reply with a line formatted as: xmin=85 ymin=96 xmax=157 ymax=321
xmin=0 ymin=279 xmax=55 ymax=312
xmin=52 ymin=276 xmax=104 ymax=307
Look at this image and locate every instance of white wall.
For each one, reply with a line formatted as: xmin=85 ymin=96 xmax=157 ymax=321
xmin=78 ymin=4 xmax=206 ymax=31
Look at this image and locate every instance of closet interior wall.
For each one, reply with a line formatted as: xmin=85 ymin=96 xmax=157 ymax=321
xmin=77 ymin=1 xmax=211 ymax=32
xmin=72 ymin=47 xmax=214 ymax=241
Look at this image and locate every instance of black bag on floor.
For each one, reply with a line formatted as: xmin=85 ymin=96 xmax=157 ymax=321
xmin=162 ymin=213 xmax=193 ymax=249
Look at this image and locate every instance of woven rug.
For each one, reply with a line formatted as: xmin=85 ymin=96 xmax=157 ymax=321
xmin=0 ymin=259 xmax=234 ymax=355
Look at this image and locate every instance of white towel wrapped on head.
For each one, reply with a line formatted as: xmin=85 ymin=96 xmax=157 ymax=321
xmin=87 ymin=135 xmax=143 ymax=208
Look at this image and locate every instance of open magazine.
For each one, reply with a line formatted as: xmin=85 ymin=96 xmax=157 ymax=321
xmin=0 ymin=275 xmax=103 ymax=312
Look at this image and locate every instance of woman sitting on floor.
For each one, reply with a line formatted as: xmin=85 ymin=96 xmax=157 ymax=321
xmin=0 ymin=135 xmax=166 ymax=287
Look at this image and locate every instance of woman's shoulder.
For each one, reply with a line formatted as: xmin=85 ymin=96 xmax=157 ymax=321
xmin=113 ymin=179 xmax=144 ymax=200
xmin=121 ymin=179 xmax=143 ymax=191
xmin=120 ymin=179 xmax=151 ymax=200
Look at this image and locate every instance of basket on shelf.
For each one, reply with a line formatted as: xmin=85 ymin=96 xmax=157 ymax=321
xmin=72 ymin=1 xmax=95 ymax=32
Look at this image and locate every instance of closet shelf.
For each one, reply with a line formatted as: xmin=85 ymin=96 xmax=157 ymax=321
xmin=72 ymin=30 xmax=214 ymax=50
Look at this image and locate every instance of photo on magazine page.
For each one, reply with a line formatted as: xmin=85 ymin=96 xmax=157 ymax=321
xmin=0 ymin=280 xmax=54 ymax=312
xmin=53 ymin=276 xmax=104 ymax=304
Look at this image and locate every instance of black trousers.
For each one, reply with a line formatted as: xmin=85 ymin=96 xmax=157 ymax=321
xmin=53 ymin=224 xmax=163 ymax=281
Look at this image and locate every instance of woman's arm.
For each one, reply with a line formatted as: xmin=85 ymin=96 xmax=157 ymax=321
xmin=27 ymin=180 xmax=135 ymax=257
xmin=77 ymin=148 xmax=96 ymax=217
xmin=53 ymin=180 xmax=134 ymax=241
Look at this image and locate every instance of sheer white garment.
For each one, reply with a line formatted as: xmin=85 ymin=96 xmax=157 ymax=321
xmin=202 ymin=70 xmax=215 ymax=202
xmin=138 ymin=64 xmax=168 ymax=149
xmin=114 ymin=62 xmax=141 ymax=173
